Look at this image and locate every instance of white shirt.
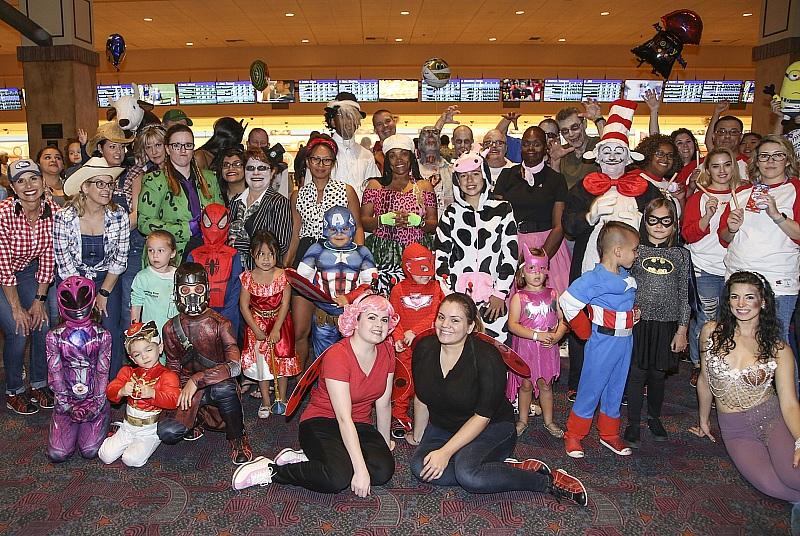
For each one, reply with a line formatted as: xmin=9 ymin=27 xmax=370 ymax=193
xmin=488 ymin=158 xmax=515 ymax=188
xmin=329 ymin=132 xmax=380 ymax=200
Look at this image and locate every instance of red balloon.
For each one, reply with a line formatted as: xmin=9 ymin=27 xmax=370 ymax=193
xmin=661 ymin=9 xmax=703 ymax=45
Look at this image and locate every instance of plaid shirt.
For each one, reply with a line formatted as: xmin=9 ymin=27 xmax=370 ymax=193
xmin=0 ymin=197 xmax=57 ymax=286
xmin=53 ymin=205 xmax=130 ymax=280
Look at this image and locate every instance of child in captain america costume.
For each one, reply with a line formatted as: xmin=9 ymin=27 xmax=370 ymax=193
xmin=186 ymin=203 xmax=242 ymax=336
xmin=558 ymin=221 xmax=640 ymax=459
xmin=46 ymin=276 xmax=111 ymax=463
xmin=296 ymin=206 xmax=378 ymax=359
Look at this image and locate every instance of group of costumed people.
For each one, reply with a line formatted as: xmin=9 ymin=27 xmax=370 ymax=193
xmin=3 ymin=83 xmax=800 ymax=528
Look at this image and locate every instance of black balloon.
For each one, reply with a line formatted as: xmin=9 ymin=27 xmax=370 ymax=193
xmin=106 ymin=33 xmax=126 ymax=71
xmin=632 ymin=30 xmax=685 ymax=79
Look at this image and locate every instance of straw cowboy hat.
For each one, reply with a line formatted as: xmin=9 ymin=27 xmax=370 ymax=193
xmin=63 ymin=156 xmax=124 ymax=197
xmin=86 ymin=122 xmax=132 ymax=155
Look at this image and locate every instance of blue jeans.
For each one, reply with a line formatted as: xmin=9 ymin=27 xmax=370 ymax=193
xmin=118 ymin=230 xmax=144 ymax=330
xmin=689 ymin=271 xmax=726 ymax=366
xmin=775 ymin=294 xmax=798 ymax=348
xmin=410 ymin=421 xmax=549 ymax=494
xmin=0 ymin=261 xmax=48 ymax=395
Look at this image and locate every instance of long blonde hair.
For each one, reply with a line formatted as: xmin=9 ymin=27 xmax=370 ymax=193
xmin=67 ymin=180 xmax=118 ymax=217
xmin=698 ymin=147 xmax=742 ymax=190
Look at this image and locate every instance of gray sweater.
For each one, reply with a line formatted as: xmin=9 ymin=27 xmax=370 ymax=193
xmin=631 ymin=244 xmax=691 ymax=326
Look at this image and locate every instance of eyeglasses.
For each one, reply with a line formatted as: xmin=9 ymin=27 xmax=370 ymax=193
xmin=167 ymin=142 xmax=195 ymax=151
xmin=86 ymin=180 xmax=115 ymax=189
xmin=11 ymin=174 xmax=41 ymax=185
xmin=714 ymin=128 xmax=741 ymax=137
xmin=756 ymin=152 xmax=788 ymax=162
xmin=245 ymin=165 xmax=270 ymax=172
xmin=308 ymin=156 xmax=335 ymax=167
xmin=482 ymin=140 xmax=507 ymax=148
xmin=559 ymin=122 xmax=584 ymax=136
xmin=654 ymin=151 xmax=675 ymax=160
xmin=645 ymin=215 xmax=674 ymax=227
xmin=221 ymin=161 xmax=243 ymax=169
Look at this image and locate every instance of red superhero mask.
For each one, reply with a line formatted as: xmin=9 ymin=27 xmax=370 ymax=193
xmin=192 ymin=203 xmax=236 ymax=308
xmin=200 ymin=203 xmax=230 ymax=246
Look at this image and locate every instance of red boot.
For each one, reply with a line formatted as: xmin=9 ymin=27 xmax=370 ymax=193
xmin=597 ymin=412 xmax=632 ymax=456
xmin=564 ymin=411 xmax=593 ymax=458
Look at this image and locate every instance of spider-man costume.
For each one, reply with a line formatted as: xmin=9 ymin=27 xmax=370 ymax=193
xmin=46 ymin=276 xmax=111 ymax=463
xmin=187 ymin=203 xmax=242 ymax=335
xmin=296 ymin=206 xmax=377 ymax=359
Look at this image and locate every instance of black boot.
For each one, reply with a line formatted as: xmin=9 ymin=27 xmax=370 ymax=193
xmin=648 ymin=418 xmax=668 ymax=441
xmin=623 ymin=425 xmax=640 ymax=449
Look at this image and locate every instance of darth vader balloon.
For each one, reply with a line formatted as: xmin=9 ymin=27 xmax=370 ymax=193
xmin=632 ymin=10 xmax=703 ymax=79
xmin=631 ymin=30 xmax=685 ymax=79
xmin=106 ymin=33 xmax=126 ymax=71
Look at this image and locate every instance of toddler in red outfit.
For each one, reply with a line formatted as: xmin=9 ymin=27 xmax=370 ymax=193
xmin=388 ymin=243 xmax=444 ymax=439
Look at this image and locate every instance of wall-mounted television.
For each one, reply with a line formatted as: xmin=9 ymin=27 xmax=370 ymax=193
xmin=501 ymin=79 xmax=543 ymax=102
xmin=298 ymin=79 xmax=339 ymax=103
xmin=378 ymin=79 xmax=419 ymax=101
xmin=460 ymin=79 xmax=500 ymax=102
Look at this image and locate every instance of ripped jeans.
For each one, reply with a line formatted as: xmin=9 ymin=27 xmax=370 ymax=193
xmin=689 ymin=270 xmax=725 ymax=366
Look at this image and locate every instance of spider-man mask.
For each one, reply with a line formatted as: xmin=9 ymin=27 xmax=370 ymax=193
xmin=200 ymin=203 xmax=229 ymax=247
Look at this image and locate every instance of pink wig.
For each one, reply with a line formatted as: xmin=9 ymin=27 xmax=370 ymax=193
xmin=337 ymin=293 xmax=400 ymax=338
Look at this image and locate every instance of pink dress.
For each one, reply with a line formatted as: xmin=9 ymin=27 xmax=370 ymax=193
xmin=506 ymin=288 xmax=561 ymax=399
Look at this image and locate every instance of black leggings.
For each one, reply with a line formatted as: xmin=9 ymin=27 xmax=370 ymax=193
xmin=625 ymin=363 xmax=666 ymax=426
xmin=274 ymin=417 xmax=395 ymax=493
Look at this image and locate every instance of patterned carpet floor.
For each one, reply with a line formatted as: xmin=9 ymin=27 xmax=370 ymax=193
xmin=0 ymin=359 xmax=788 ymax=535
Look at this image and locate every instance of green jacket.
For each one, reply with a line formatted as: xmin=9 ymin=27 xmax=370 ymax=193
xmin=137 ymin=168 xmax=223 ymax=260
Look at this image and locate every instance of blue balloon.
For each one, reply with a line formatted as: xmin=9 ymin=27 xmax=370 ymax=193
xmin=106 ymin=33 xmax=126 ymax=71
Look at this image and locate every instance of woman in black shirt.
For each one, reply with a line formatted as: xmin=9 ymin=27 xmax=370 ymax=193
xmin=407 ymin=293 xmax=587 ymax=504
xmin=494 ymin=126 xmax=570 ymax=295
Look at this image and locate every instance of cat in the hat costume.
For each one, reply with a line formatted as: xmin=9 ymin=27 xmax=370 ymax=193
xmin=563 ymin=99 xmax=661 ymax=282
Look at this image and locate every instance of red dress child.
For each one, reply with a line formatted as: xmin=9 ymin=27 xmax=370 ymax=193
xmin=240 ymin=270 xmax=301 ymax=380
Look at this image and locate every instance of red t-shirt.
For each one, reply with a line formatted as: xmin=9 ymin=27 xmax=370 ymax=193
xmin=301 ymin=338 xmax=394 ymax=424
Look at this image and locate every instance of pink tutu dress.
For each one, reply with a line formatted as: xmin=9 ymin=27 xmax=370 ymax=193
xmin=506 ymin=287 xmax=561 ymax=399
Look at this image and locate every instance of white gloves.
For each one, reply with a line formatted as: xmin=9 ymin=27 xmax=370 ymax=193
xmin=586 ymin=195 xmax=617 ymax=225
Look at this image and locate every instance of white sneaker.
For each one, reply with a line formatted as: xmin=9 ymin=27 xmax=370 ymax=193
xmin=274 ymin=448 xmax=309 ymax=466
xmin=232 ymin=456 xmax=274 ymax=490
xmin=257 ymin=406 xmax=271 ymax=419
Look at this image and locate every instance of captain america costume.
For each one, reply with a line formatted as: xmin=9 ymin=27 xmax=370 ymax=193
xmin=559 ymin=263 xmax=637 ymax=457
xmin=296 ymin=207 xmax=378 ymax=359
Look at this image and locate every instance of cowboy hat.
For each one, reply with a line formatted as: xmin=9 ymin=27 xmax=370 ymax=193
xmin=63 ymin=156 xmax=125 ymax=197
xmin=86 ymin=122 xmax=132 ymax=155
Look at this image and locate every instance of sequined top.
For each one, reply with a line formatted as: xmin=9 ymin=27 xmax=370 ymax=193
xmin=705 ymin=338 xmax=777 ymax=410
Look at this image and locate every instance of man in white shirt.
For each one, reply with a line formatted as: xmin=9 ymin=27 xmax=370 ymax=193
xmin=322 ymin=92 xmax=380 ymax=200
xmin=417 ymin=125 xmax=454 ymax=213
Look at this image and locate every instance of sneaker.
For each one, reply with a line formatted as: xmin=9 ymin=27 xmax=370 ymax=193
xmin=565 ymin=437 xmax=585 ymax=459
xmin=549 ymin=469 xmax=589 ymax=507
xmin=648 ymin=418 xmax=668 ymax=441
xmin=623 ymin=425 xmax=641 ymax=449
xmin=258 ymin=406 xmax=271 ymax=419
xmin=391 ymin=418 xmax=411 ymax=440
xmin=620 ymin=395 xmax=628 ymax=406
xmin=505 ymin=457 xmax=551 ymax=477
xmin=229 ymin=435 xmax=254 ymax=465
xmin=690 ymin=367 xmax=700 ymax=387
xmin=6 ymin=393 xmax=39 ymax=415
xmin=566 ymin=390 xmax=577 ymax=403
xmin=184 ymin=426 xmax=204 ymax=441
xmin=599 ymin=436 xmax=633 ymax=456
xmin=30 ymin=387 xmax=54 ymax=409
xmin=274 ymin=448 xmax=309 ymax=466
xmin=232 ymin=456 xmax=274 ymax=490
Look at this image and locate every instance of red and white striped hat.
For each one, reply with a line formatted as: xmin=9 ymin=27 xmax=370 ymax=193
xmin=583 ymin=99 xmax=643 ymax=162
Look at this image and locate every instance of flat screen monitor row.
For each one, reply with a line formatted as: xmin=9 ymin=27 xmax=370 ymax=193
xmin=0 ymin=78 xmax=757 ymax=111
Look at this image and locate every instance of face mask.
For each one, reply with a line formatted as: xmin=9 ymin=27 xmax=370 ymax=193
xmin=57 ymin=276 xmax=95 ymax=327
xmin=174 ymin=263 xmax=209 ymax=316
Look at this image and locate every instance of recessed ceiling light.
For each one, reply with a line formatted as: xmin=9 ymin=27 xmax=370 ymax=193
xmin=395 ymin=37 xmax=403 ymax=42
xmin=600 ymin=11 xmax=610 ymax=16
xmin=400 ymin=11 xmax=410 ymax=15
xmin=301 ymin=39 xmax=309 ymax=43
xmin=742 ymin=12 xmax=753 ymax=16
xmin=143 ymin=17 xmax=153 ymax=22
xmin=558 ymin=38 xmax=566 ymax=42
xmin=515 ymin=10 xmax=525 ymax=15
xmin=285 ymin=12 xmax=294 ymax=17
xmin=186 ymin=42 xmax=193 ymax=46
xmin=489 ymin=37 xmax=497 ymax=41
